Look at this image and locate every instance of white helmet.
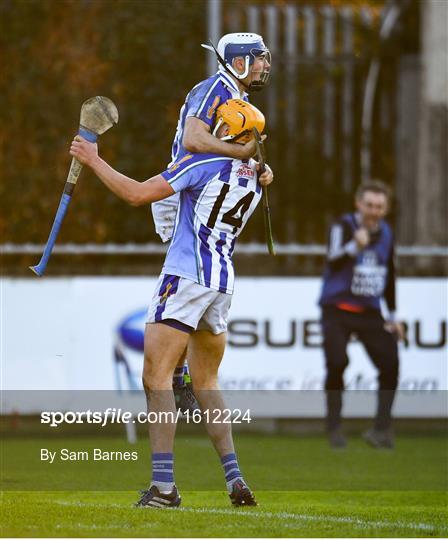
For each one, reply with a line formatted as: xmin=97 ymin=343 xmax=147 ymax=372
xmin=202 ymin=32 xmax=271 ymax=91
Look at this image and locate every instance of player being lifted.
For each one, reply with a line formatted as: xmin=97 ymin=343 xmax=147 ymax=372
xmin=70 ymin=99 xmax=274 ymax=507
xmin=153 ymin=33 xmax=271 ymax=410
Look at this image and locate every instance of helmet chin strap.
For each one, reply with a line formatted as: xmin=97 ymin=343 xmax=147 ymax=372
xmin=212 ymin=118 xmax=224 ymax=137
xmin=212 ymin=117 xmax=251 ymax=143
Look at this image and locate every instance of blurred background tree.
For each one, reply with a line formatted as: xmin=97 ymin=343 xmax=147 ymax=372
xmin=1 ymin=0 xmax=206 ymax=245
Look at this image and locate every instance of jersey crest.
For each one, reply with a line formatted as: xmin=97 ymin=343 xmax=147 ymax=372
xmin=207 ymin=96 xmax=221 ymax=119
xmin=168 ymin=154 xmax=194 ymax=173
xmin=236 ymin=163 xmax=255 ymax=179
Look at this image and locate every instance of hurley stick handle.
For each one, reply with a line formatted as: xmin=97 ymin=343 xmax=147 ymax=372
xmin=65 ymin=127 xmax=98 ymax=187
xmin=253 ymin=127 xmax=276 ymax=256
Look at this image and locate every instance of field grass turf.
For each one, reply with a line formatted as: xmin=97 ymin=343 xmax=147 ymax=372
xmin=1 ymin=433 xmax=447 ymax=537
xmin=2 ymin=490 xmax=447 ymax=537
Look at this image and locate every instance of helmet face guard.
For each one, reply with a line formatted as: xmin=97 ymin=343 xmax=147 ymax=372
xmin=247 ymin=49 xmax=271 ymax=91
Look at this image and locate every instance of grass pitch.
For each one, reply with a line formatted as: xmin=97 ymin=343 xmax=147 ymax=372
xmin=1 ymin=432 xmax=447 ymax=537
xmin=2 ymin=490 xmax=446 ymax=537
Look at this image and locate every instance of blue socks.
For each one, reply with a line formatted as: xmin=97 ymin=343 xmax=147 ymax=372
xmin=151 ymin=452 xmax=174 ymax=494
xmin=173 ymin=363 xmax=191 ymax=387
xmin=173 ymin=366 xmax=184 ymax=387
xmin=152 ymin=452 xmax=244 ymax=494
xmin=221 ymin=453 xmax=243 ymax=492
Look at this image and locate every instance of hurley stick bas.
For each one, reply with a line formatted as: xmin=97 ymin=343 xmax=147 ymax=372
xmin=30 ymin=96 xmax=119 ymax=276
xmin=253 ymin=127 xmax=275 ymax=256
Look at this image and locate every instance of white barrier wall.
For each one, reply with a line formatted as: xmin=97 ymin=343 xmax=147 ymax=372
xmin=2 ymin=277 xmax=447 ymax=415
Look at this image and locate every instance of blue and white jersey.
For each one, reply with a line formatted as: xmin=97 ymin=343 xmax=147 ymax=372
xmin=169 ymin=70 xmax=248 ymax=167
xmin=160 ymin=153 xmax=262 ymax=294
xmin=152 ymin=71 xmax=248 ymax=242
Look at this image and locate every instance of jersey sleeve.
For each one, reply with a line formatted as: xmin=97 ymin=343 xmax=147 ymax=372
xmin=185 ymin=79 xmax=227 ymax=128
xmin=326 ymin=218 xmax=359 ymax=270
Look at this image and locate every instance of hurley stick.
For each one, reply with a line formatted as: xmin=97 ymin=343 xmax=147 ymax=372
xmin=253 ymin=127 xmax=275 ymax=256
xmin=30 ymin=96 xmax=119 ymax=276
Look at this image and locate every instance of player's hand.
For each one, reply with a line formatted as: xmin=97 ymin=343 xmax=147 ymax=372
xmin=236 ymin=134 xmax=268 ymax=160
xmin=257 ymin=163 xmax=274 ymax=186
xmin=384 ymin=321 xmax=406 ymax=341
xmin=70 ymin=135 xmax=98 ymax=167
xmin=354 ymin=227 xmax=370 ymax=250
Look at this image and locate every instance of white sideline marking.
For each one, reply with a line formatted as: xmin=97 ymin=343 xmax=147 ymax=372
xmin=177 ymin=507 xmax=444 ymax=532
xmin=53 ymin=500 xmax=445 ymax=533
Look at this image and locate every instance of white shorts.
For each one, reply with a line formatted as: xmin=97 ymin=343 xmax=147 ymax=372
xmin=146 ymin=274 xmax=232 ymax=334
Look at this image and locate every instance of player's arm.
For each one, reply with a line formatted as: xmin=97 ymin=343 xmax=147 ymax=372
xmin=383 ymin=240 xmax=405 ymax=339
xmin=183 ymin=117 xmax=258 ymax=160
xmin=384 ymin=243 xmax=396 ymax=316
xmin=70 ymin=136 xmax=174 ymax=206
xmin=327 ymin=220 xmax=360 ymax=269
